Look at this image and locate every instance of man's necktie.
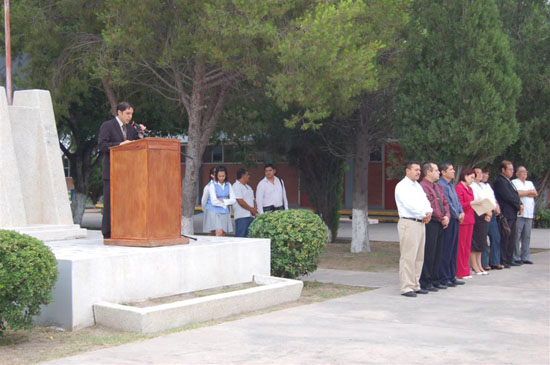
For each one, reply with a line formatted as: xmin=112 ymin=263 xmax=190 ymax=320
xmin=122 ymin=124 xmax=127 ymax=141
xmin=433 ymin=183 xmax=446 ymax=216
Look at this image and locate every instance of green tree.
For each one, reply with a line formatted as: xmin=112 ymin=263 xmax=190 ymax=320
xmin=268 ymin=0 xmax=408 ymax=252
xmin=497 ymin=0 xmax=550 ymax=204
xmin=288 ymin=125 xmax=347 ymax=241
xmin=396 ymin=0 xmax=521 ymax=169
xmin=10 ymin=0 xmax=182 ymax=224
xmin=100 ymin=0 xmax=297 ymax=234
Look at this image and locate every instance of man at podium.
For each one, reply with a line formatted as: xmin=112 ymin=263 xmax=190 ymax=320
xmin=98 ymin=102 xmax=146 ymax=239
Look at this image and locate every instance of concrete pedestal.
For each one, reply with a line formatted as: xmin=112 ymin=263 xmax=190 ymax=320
xmin=36 ymin=231 xmax=270 ymax=331
xmin=0 ymin=87 xmax=86 ymax=240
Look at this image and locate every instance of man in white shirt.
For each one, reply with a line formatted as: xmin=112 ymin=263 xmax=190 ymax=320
xmin=511 ymin=166 xmax=538 ymax=264
xmin=233 ymin=168 xmax=257 ymax=237
xmin=395 ymin=161 xmax=433 ymax=297
xmin=256 ymin=163 xmax=288 ymax=214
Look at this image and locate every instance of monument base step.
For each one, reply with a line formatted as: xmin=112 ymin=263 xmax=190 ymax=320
xmin=93 ymin=275 xmax=303 ymax=333
xmin=35 ymin=231 xmax=271 ymax=330
xmin=10 ymin=224 xmax=87 ymax=241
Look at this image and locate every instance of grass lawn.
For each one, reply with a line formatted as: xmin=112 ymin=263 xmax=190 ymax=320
xmin=0 ymin=281 xmax=371 ymax=364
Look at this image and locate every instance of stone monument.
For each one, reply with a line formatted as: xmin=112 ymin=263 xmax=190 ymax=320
xmin=0 ymin=87 xmax=86 ymax=240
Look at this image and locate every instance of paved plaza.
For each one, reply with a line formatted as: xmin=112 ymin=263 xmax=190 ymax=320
xmin=45 ymin=214 xmax=550 ymax=364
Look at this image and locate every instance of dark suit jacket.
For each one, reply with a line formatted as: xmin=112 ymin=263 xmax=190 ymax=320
xmin=98 ymin=118 xmax=140 ymax=180
xmin=493 ymin=174 xmax=521 ymax=220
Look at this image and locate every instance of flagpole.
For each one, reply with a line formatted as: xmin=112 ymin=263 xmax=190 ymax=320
xmin=4 ymin=0 xmax=12 ymax=105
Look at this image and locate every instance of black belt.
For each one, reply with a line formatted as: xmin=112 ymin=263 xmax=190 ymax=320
xmin=402 ymin=217 xmax=424 ymax=223
xmin=263 ymin=205 xmax=284 ymax=212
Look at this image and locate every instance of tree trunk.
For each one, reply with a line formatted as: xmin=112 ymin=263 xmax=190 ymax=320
xmin=68 ymin=146 xmax=94 ymax=225
xmin=351 ymin=126 xmax=371 ymax=253
xmin=180 ymin=58 xmax=231 ymax=235
xmin=71 ymin=191 xmax=87 ymax=224
xmin=102 ymin=78 xmax=118 ymax=116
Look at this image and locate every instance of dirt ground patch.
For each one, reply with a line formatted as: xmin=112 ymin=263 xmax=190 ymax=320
xmin=0 ymin=281 xmax=371 ymax=364
xmin=319 ymin=241 xmax=400 ymax=272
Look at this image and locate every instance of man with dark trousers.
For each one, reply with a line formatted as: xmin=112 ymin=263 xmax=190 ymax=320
xmin=419 ymin=162 xmax=451 ymax=291
xmin=493 ymin=160 xmax=523 ymax=268
xmin=98 ymin=102 xmax=145 ymax=239
xmin=438 ymin=162 xmax=466 ymax=287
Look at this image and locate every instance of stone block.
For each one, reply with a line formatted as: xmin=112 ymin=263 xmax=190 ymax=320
xmin=0 ymin=87 xmax=26 ymax=227
xmin=93 ymin=274 xmax=303 ymax=333
xmin=9 ymin=90 xmax=73 ymax=225
xmin=36 ymin=232 xmax=271 ymax=330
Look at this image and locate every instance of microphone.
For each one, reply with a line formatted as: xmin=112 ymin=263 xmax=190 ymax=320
xmin=131 ymin=121 xmax=152 ymax=136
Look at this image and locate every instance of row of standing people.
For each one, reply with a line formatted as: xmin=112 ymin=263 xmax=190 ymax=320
xmin=201 ymin=164 xmax=289 ymax=237
xmin=395 ymin=160 xmax=537 ymax=297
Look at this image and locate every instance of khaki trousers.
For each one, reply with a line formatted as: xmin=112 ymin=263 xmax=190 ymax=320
xmin=398 ymin=218 xmax=425 ymax=294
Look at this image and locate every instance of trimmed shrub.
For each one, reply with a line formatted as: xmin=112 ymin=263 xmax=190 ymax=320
xmin=0 ymin=230 xmax=58 ymax=335
xmin=248 ymin=209 xmax=327 ymax=279
xmin=535 ymin=208 xmax=550 ymax=228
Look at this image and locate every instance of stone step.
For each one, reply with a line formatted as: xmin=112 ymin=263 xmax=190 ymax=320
xmin=10 ymin=224 xmax=87 ymax=241
xmin=93 ymin=275 xmax=303 ymax=333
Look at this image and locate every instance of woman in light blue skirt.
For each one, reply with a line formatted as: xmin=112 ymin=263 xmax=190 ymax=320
xmin=203 ymin=166 xmax=235 ymax=236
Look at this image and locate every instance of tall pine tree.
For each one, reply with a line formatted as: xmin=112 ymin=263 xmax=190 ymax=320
xmin=397 ymin=0 xmax=521 ymax=168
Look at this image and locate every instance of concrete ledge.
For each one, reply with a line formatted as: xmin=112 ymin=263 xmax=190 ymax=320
xmin=93 ymin=274 xmax=303 ymax=333
xmin=36 ymin=231 xmax=271 ymax=330
xmin=11 ymin=224 xmax=87 ymax=241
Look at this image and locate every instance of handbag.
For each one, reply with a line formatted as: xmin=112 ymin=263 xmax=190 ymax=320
xmin=497 ymin=215 xmax=511 ymax=238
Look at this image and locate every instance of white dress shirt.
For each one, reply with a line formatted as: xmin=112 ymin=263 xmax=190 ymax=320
xmin=256 ymin=176 xmax=288 ymax=214
xmin=395 ymin=176 xmax=432 ymax=219
xmin=232 ymin=180 xmax=255 ymax=219
xmin=208 ymin=181 xmax=236 ymax=208
xmin=511 ymin=178 xmax=536 ymax=219
xmin=201 ymin=180 xmax=213 ymax=209
xmin=479 ymin=182 xmax=497 ymax=206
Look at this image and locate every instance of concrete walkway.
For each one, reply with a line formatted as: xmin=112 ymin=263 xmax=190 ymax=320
xmin=45 ymin=220 xmax=550 ymax=364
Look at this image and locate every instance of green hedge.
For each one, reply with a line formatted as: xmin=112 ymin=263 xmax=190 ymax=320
xmin=248 ymin=209 xmax=327 ymax=279
xmin=0 ymin=230 xmax=58 ymax=335
xmin=535 ymin=208 xmax=550 ymax=228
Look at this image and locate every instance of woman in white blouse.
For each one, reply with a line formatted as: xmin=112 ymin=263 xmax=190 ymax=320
xmin=203 ymin=166 xmax=236 ymax=236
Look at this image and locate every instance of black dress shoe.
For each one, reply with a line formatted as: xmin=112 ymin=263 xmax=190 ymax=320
xmin=452 ymin=280 xmax=465 ymax=285
xmin=425 ymin=286 xmax=439 ymax=292
xmin=444 ymin=281 xmax=457 ymax=287
xmin=402 ymin=291 xmax=417 ymax=297
xmin=434 ymin=284 xmax=447 ymax=289
xmin=522 ymin=260 xmax=533 ymax=264
xmin=503 ymin=263 xmax=511 ymax=268
xmin=510 ymin=262 xmax=521 ymax=266
xmin=415 ymin=289 xmax=429 ymax=294
xmin=513 ymin=260 xmax=523 ymax=265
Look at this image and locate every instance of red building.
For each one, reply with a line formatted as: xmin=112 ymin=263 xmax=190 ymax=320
xmin=186 ymin=141 xmax=402 ymax=211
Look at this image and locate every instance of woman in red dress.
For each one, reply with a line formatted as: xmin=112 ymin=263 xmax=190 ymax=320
xmin=455 ymin=168 xmax=481 ymax=279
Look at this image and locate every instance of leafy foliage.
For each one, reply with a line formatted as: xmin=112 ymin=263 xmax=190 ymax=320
xmin=288 ymin=126 xmax=347 ymax=241
xmin=535 ymin=209 xmax=550 ymax=228
xmin=269 ymin=0 xmax=407 ymax=128
xmin=248 ymin=210 xmax=327 ymax=279
xmin=496 ymin=0 xmax=550 ymax=198
xmin=0 ymin=231 xmax=58 ymax=335
xmin=396 ymin=0 xmax=521 ymax=167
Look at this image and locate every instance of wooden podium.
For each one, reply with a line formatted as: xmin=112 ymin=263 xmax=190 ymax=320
xmin=104 ymin=138 xmax=189 ymax=247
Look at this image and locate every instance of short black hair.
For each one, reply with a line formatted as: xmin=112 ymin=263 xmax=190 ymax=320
xmin=116 ymin=101 xmax=133 ymax=112
xmin=406 ymin=160 xmax=421 ymax=170
xmin=439 ymin=161 xmax=453 ymax=172
xmin=236 ymin=168 xmax=248 ymax=180
xmin=209 ymin=167 xmax=216 ymax=177
xmin=264 ymin=163 xmax=275 ymax=170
